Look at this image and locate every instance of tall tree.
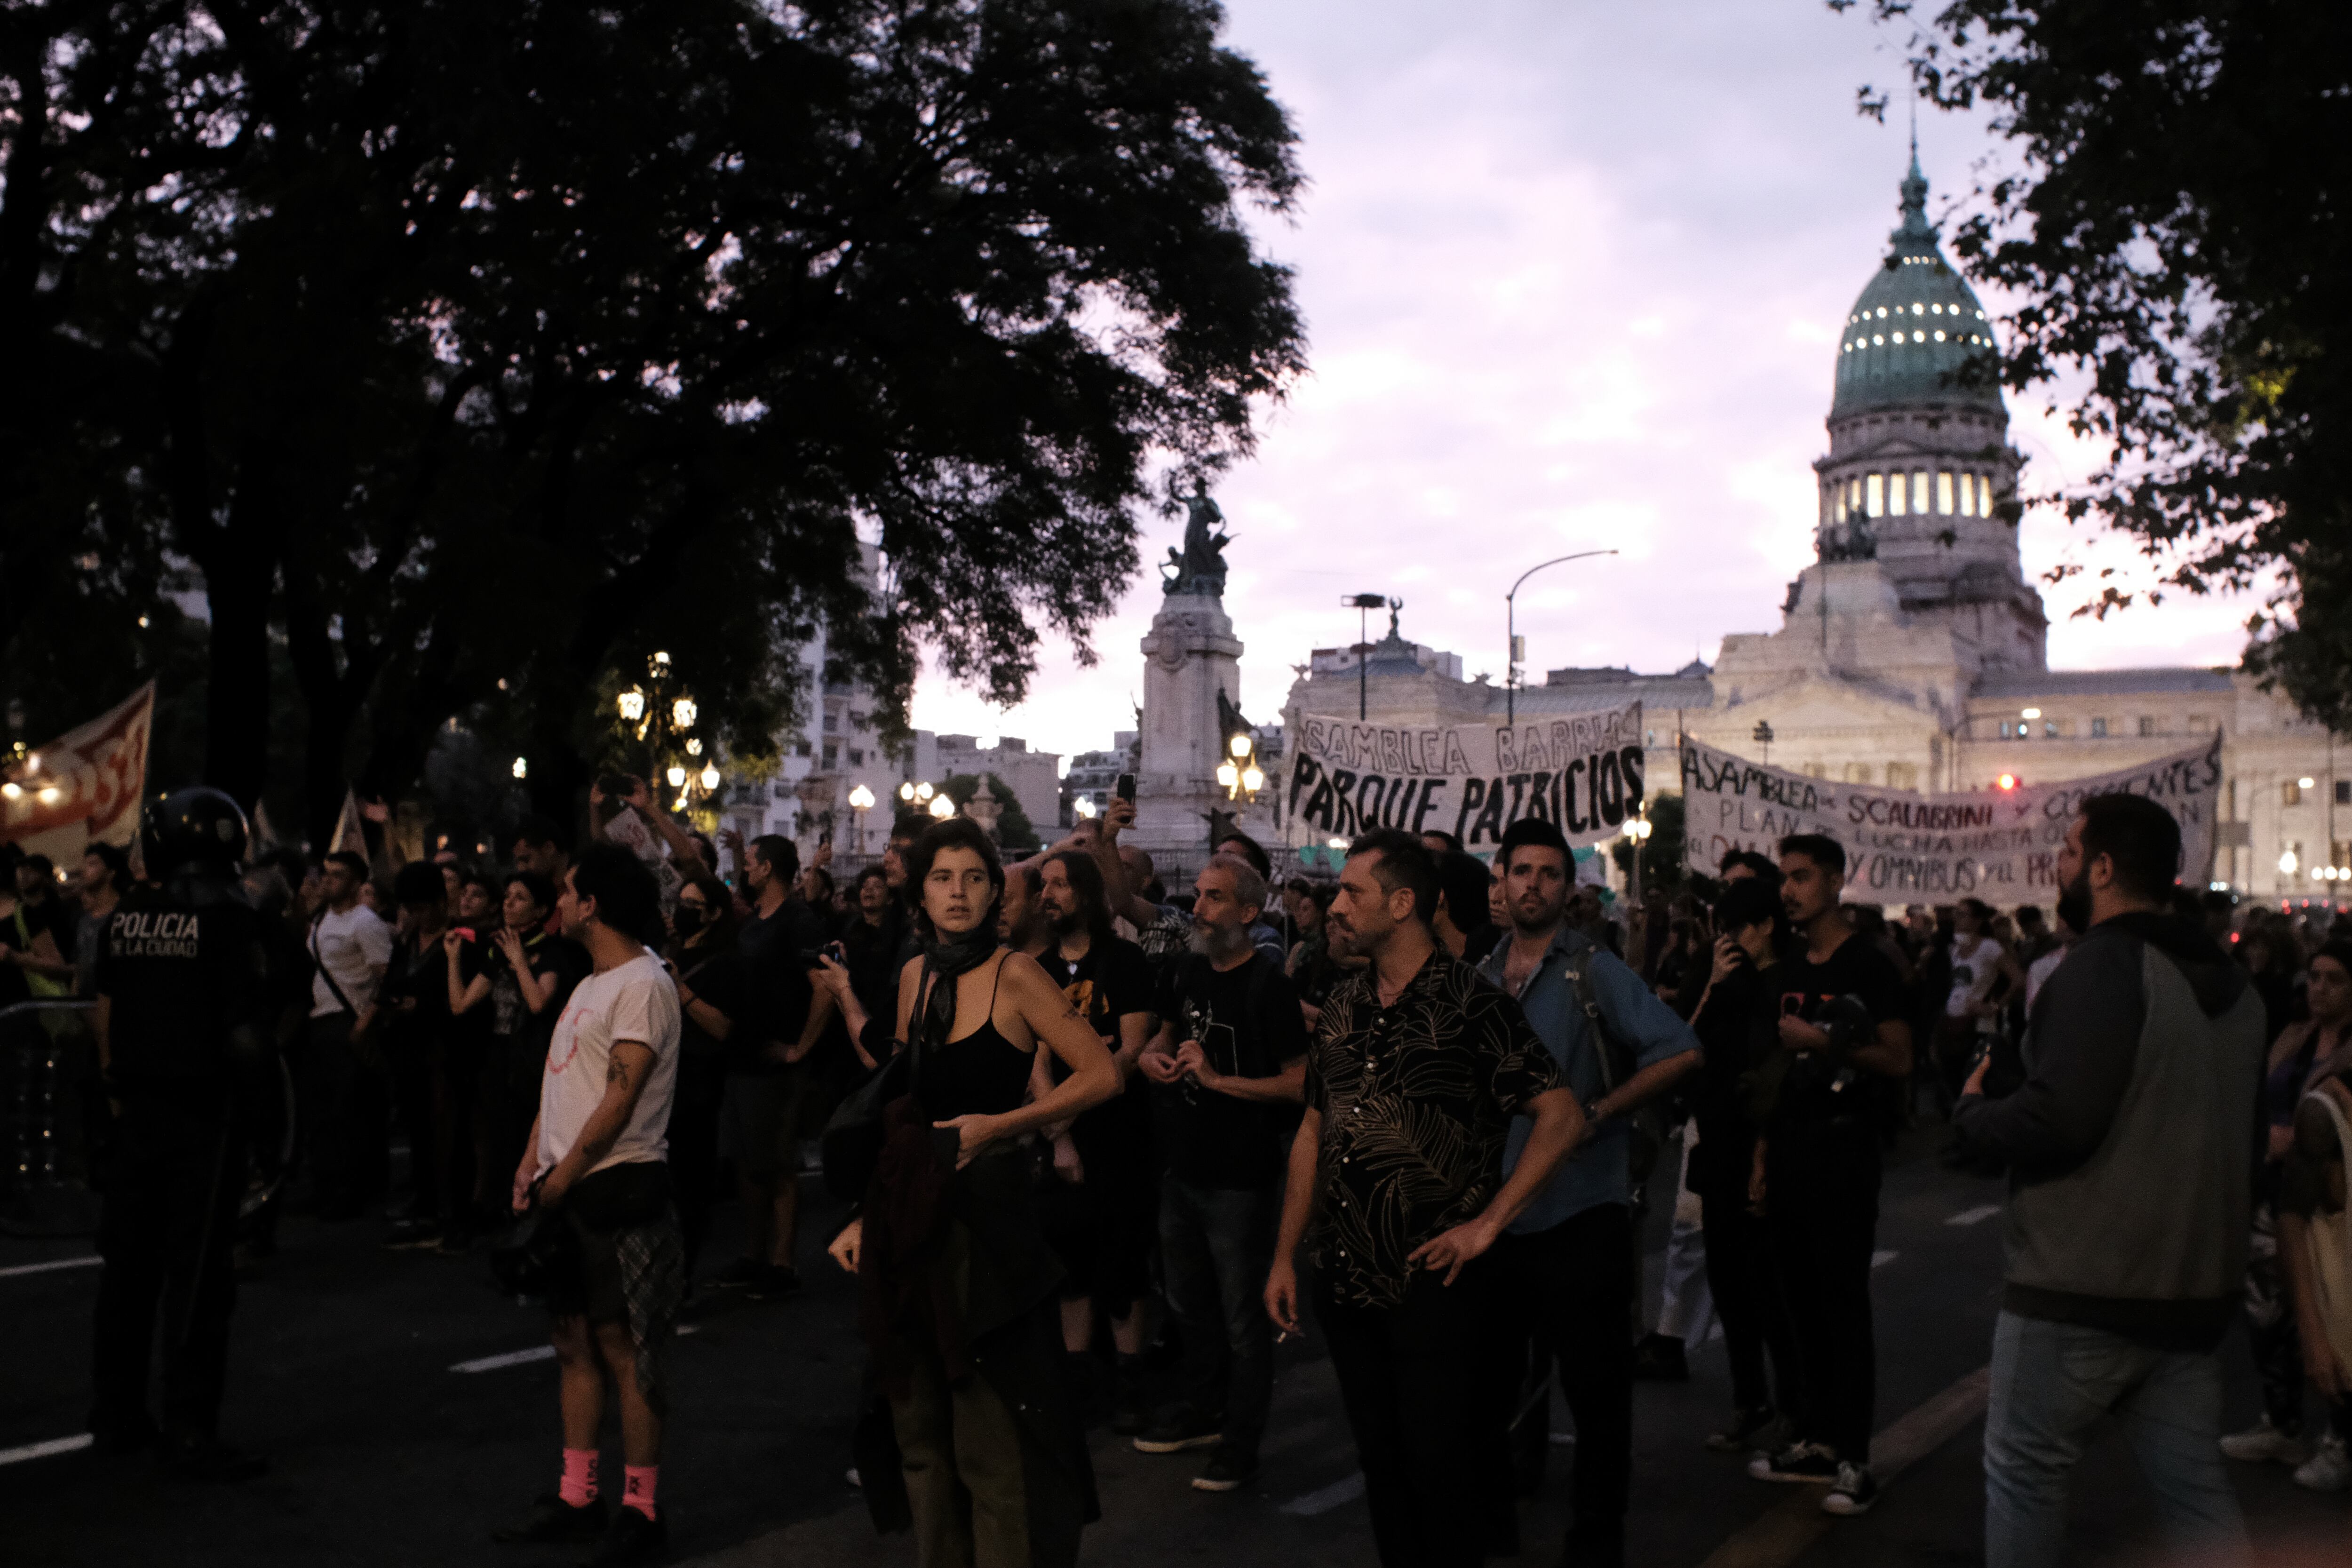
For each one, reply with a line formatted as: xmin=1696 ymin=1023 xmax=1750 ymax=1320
xmin=1843 ymin=1 xmax=2352 ymax=726
xmin=2 ymin=1 xmax=1303 ymax=843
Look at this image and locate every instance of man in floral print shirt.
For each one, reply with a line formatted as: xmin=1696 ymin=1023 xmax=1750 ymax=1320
xmin=1264 ymin=828 xmax=1585 ymax=1568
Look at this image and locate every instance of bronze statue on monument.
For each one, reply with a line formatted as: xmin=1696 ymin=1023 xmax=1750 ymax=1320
xmin=1160 ymin=481 xmax=1231 ymax=597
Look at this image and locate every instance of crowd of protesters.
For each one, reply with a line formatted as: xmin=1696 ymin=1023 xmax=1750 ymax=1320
xmin=10 ymin=770 xmax=2352 ymax=1568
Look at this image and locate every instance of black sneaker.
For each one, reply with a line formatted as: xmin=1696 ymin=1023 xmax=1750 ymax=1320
xmin=714 ymin=1258 xmax=763 ymax=1289
xmin=384 ymin=1217 xmax=441 ymax=1250
xmin=1748 ymin=1440 xmax=1839 ymax=1483
xmin=580 ymin=1503 xmax=666 ymax=1566
xmin=1706 ymin=1406 xmax=1780 ymax=1453
xmin=1192 ymin=1446 xmax=1258 ymax=1493
xmin=493 ymin=1493 xmax=608 ymax=1544
xmin=1629 ymin=1332 xmax=1689 ymax=1382
xmin=1133 ymin=1411 xmax=1224 ymax=1454
xmin=1111 ymin=1385 xmax=1149 ymax=1437
xmin=746 ymin=1265 xmax=801 ymax=1300
xmin=158 ymin=1434 xmax=267 ymax=1483
xmin=1821 ymin=1462 xmax=1878 ymax=1515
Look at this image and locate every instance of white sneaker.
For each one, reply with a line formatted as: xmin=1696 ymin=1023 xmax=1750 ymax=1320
xmin=2218 ymin=1415 xmax=2307 ymax=1465
xmin=2292 ymin=1431 xmax=2350 ymax=1492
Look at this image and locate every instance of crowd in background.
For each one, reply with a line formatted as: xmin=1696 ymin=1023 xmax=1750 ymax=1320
xmin=9 ymin=778 xmax=2352 ymax=1568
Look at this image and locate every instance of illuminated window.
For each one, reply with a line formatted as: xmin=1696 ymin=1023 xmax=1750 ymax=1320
xmin=1978 ymin=474 xmax=1994 ymax=515
xmin=1888 ymin=471 xmax=1906 ymax=516
xmin=1958 ymin=474 xmax=1976 ymax=517
xmin=1912 ymin=470 xmax=1930 ymax=512
xmin=1866 ymin=473 xmax=1883 ymax=517
xmin=1886 ymin=762 xmax=1920 ymax=790
xmin=1848 ymin=477 xmax=1861 ymax=512
xmin=1938 ymin=471 xmax=1955 ymax=514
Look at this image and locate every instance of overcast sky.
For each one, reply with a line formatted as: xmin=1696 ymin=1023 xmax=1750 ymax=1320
xmin=906 ymin=0 xmax=2257 ymax=764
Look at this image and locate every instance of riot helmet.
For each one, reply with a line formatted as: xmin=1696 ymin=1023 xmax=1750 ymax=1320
xmin=142 ymin=787 xmax=249 ymax=877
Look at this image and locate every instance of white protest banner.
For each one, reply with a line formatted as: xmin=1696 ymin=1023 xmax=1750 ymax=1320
xmin=0 ymin=684 xmax=155 ymax=864
xmin=1284 ymin=702 xmax=1645 ymax=851
xmin=1679 ymin=734 xmax=2224 ymax=900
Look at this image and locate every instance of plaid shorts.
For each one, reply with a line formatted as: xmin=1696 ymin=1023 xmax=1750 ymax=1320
xmin=549 ymin=1170 xmax=685 ymax=1407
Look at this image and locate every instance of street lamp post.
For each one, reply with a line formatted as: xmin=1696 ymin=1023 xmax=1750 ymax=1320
xmin=1505 ymin=551 xmax=1619 ymax=727
xmin=1752 ymin=720 xmax=1775 ymax=768
xmin=1343 ymin=593 xmax=1389 ymax=722
xmin=847 ymin=782 xmax=875 ymax=854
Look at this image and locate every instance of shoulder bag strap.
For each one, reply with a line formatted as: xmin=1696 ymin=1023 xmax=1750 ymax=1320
xmin=309 ymin=914 xmax=359 ymax=1017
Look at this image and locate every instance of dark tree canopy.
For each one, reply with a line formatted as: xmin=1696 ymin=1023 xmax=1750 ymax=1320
xmin=0 ymin=1 xmax=1303 ymax=843
xmin=1845 ymin=0 xmax=2352 ymax=727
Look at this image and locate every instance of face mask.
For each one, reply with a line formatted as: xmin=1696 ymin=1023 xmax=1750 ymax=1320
xmin=674 ymin=904 xmax=706 ymax=935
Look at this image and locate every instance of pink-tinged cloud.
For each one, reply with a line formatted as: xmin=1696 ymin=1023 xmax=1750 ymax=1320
xmin=909 ymin=1 xmax=2259 ymax=760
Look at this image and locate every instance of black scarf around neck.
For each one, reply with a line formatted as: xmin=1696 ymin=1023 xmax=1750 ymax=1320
xmin=917 ymin=918 xmax=1002 ymax=1049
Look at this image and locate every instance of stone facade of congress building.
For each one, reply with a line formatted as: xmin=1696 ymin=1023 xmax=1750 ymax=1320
xmin=1282 ymin=157 xmax=2347 ymax=905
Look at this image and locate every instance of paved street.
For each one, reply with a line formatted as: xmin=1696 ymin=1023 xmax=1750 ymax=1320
xmin=5 ymin=1130 xmax=2345 ymax=1567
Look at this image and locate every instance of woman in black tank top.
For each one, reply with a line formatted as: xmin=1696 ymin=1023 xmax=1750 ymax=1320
xmin=812 ymin=820 xmax=1118 ymax=1568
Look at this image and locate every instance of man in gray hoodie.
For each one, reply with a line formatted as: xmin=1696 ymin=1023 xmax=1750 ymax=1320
xmin=1955 ymin=794 xmax=2265 ymax=1568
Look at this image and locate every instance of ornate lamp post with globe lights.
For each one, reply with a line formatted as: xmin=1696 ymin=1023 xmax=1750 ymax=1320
xmin=612 ymin=651 xmax=723 ymax=820
xmin=847 ymin=783 xmax=876 ymax=854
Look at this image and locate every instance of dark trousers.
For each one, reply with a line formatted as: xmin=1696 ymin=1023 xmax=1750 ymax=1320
xmin=1159 ymin=1176 xmax=1279 ymax=1457
xmin=300 ymin=1012 xmax=387 ymax=1216
xmin=92 ymin=1094 xmax=241 ymax=1439
xmin=1699 ymin=1183 xmax=1801 ymax=1417
xmin=431 ymin=1037 xmax=480 ymax=1232
xmin=1766 ymin=1144 xmax=1881 ymax=1461
xmin=1317 ymin=1267 xmax=1493 ymax=1568
xmin=1473 ymin=1205 xmax=1633 ymax=1552
xmin=669 ymin=1049 xmax=726 ymax=1274
xmin=387 ymin=1026 xmax=439 ymax=1219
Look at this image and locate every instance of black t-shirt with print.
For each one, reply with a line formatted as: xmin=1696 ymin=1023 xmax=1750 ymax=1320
xmin=1148 ymin=951 xmax=1309 ymax=1189
xmin=1771 ymin=930 xmax=1908 ymax=1165
xmin=1040 ymin=936 xmax=1155 ymax=1174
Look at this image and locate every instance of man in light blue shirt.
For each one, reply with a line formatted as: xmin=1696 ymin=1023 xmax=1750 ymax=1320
xmin=1472 ymin=818 xmax=1699 ymax=1568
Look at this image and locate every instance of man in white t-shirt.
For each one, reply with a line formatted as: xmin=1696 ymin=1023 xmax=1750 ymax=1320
xmin=304 ymin=850 xmax=393 ymax=1218
xmin=495 ymin=844 xmax=682 ymax=1565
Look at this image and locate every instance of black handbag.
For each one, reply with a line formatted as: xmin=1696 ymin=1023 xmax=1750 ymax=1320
xmin=819 ymin=1039 xmax=920 ymax=1202
xmin=490 ymin=1175 xmax=575 ymax=1297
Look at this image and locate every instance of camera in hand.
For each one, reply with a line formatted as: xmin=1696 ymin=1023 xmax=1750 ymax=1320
xmin=1115 ymin=772 xmax=1136 ymax=803
xmin=599 ymin=773 xmax=637 ymax=797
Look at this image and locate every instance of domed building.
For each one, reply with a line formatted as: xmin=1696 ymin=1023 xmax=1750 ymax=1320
xmin=1281 ymin=156 xmax=2345 ymax=903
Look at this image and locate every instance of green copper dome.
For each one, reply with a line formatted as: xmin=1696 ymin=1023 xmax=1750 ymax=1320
xmin=1829 ymin=154 xmax=2003 ymax=420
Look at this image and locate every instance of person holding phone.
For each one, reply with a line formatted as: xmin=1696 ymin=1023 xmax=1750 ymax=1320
xmin=1745 ymin=836 xmax=1912 ymax=1518
xmin=1685 ymin=877 xmax=1802 ymax=1457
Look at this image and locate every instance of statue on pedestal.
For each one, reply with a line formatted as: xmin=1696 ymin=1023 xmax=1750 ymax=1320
xmin=1160 ymin=482 xmax=1231 ymax=597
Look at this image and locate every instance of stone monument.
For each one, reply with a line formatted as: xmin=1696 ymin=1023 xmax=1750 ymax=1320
xmin=1132 ymin=485 xmax=1253 ymax=856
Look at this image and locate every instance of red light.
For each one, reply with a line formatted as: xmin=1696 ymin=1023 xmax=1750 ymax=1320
xmin=1996 ymin=772 xmax=2018 ymax=791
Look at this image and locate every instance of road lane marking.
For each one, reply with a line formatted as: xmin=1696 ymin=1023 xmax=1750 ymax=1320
xmin=1278 ymin=1470 xmax=1365 ymax=1516
xmin=0 ymin=1255 xmax=101 ymax=1280
xmin=452 ymin=1323 xmax=699 ymax=1372
xmin=0 ymin=1434 xmax=94 ymax=1466
xmin=1947 ymin=1204 xmax=2001 ymax=1226
xmin=1694 ymin=1365 xmax=1991 ymax=1568
xmin=1871 ymin=1250 xmax=1898 ymax=1268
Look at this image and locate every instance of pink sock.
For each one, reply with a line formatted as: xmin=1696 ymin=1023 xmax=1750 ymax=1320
xmin=621 ymin=1464 xmax=659 ymax=1520
xmin=560 ymin=1448 xmax=598 ymax=1508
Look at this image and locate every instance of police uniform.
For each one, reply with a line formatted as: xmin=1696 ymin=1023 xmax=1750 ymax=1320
xmin=90 ymin=789 xmax=270 ymax=1479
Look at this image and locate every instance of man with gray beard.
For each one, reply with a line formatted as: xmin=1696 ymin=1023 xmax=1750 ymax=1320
xmin=1133 ymin=854 xmax=1310 ymax=1493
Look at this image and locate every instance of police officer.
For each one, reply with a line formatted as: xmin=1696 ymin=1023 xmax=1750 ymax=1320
xmin=89 ymin=788 xmax=272 ymax=1480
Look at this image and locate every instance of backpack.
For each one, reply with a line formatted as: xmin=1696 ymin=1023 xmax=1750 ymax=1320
xmin=1556 ymin=938 xmax=1666 ymax=1207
